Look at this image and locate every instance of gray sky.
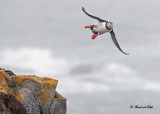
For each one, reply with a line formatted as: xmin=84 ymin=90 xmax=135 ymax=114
xmin=0 ymin=0 xmax=160 ymax=114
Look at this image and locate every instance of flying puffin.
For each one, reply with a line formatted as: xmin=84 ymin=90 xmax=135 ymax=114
xmin=82 ymin=7 xmax=129 ymax=55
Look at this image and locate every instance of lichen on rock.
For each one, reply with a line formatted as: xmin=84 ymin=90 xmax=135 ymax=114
xmin=0 ymin=68 xmax=66 ymax=114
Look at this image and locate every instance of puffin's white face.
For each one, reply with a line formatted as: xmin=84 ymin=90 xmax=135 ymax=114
xmin=107 ymin=22 xmax=113 ymax=29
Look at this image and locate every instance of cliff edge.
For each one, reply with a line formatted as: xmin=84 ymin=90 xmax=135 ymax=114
xmin=0 ymin=68 xmax=66 ymax=114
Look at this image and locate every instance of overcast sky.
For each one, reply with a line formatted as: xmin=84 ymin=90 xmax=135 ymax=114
xmin=0 ymin=0 xmax=160 ymax=114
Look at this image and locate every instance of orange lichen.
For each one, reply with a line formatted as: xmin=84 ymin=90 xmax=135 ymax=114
xmin=15 ymin=75 xmax=58 ymax=105
xmin=15 ymin=92 xmax=23 ymax=101
xmin=0 ymin=73 xmax=9 ymax=93
xmin=42 ymin=77 xmax=53 ymax=80
xmin=39 ymin=84 xmax=56 ymax=105
xmin=15 ymin=75 xmax=27 ymax=82
xmin=15 ymin=75 xmax=58 ymax=86
xmin=39 ymin=89 xmax=46 ymax=105
xmin=0 ymin=69 xmax=66 ymax=108
xmin=27 ymin=75 xmax=37 ymax=78
xmin=42 ymin=80 xmax=57 ymax=85
xmin=0 ymin=73 xmax=6 ymax=81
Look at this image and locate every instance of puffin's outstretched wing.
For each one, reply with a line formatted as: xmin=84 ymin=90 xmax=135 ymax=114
xmin=82 ymin=7 xmax=107 ymax=22
xmin=110 ymin=30 xmax=129 ymax=55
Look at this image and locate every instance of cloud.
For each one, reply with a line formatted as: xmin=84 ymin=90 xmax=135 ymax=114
xmin=0 ymin=47 xmax=160 ymax=93
xmin=0 ymin=48 xmax=71 ymax=76
xmin=144 ymin=82 xmax=160 ymax=91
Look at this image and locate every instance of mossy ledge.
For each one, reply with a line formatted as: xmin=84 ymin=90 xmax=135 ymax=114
xmin=0 ymin=68 xmax=66 ymax=114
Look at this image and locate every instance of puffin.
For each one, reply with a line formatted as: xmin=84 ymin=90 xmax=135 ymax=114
xmin=82 ymin=7 xmax=129 ymax=55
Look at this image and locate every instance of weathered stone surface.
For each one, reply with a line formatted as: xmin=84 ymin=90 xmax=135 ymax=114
xmin=0 ymin=92 xmax=27 ymax=114
xmin=20 ymin=88 xmax=40 ymax=114
xmin=0 ymin=68 xmax=67 ymax=114
xmin=50 ymin=92 xmax=67 ymax=114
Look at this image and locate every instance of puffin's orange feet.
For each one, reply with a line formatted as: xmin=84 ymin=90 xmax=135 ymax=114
xmin=92 ymin=34 xmax=99 ymax=40
xmin=85 ymin=25 xmax=94 ymax=29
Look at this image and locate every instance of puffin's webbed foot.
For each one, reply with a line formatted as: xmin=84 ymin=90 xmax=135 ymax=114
xmin=92 ymin=34 xmax=99 ymax=40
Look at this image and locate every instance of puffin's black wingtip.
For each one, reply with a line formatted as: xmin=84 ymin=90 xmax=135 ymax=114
xmin=123 ymin=52 xmax=129 ymax=55
xmin=125 ymin=53 xmax=130 ymax=55
xmin=82 ymin=6 xmax=85 ymax=11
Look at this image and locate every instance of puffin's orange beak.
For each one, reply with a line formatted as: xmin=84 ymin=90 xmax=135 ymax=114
xmin=85 ymin=25 xmax=94 ymax=29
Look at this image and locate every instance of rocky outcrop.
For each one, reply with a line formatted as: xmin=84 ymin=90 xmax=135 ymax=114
xmin=0 ymin=68 xmax=66 ymax=114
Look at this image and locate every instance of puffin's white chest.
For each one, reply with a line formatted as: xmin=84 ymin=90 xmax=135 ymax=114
xmin=93 ymin=22 xmax=111 ymax=34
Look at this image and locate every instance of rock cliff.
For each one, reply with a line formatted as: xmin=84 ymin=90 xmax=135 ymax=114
xmin=0 ymin=68 xmax=66 ymax=114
